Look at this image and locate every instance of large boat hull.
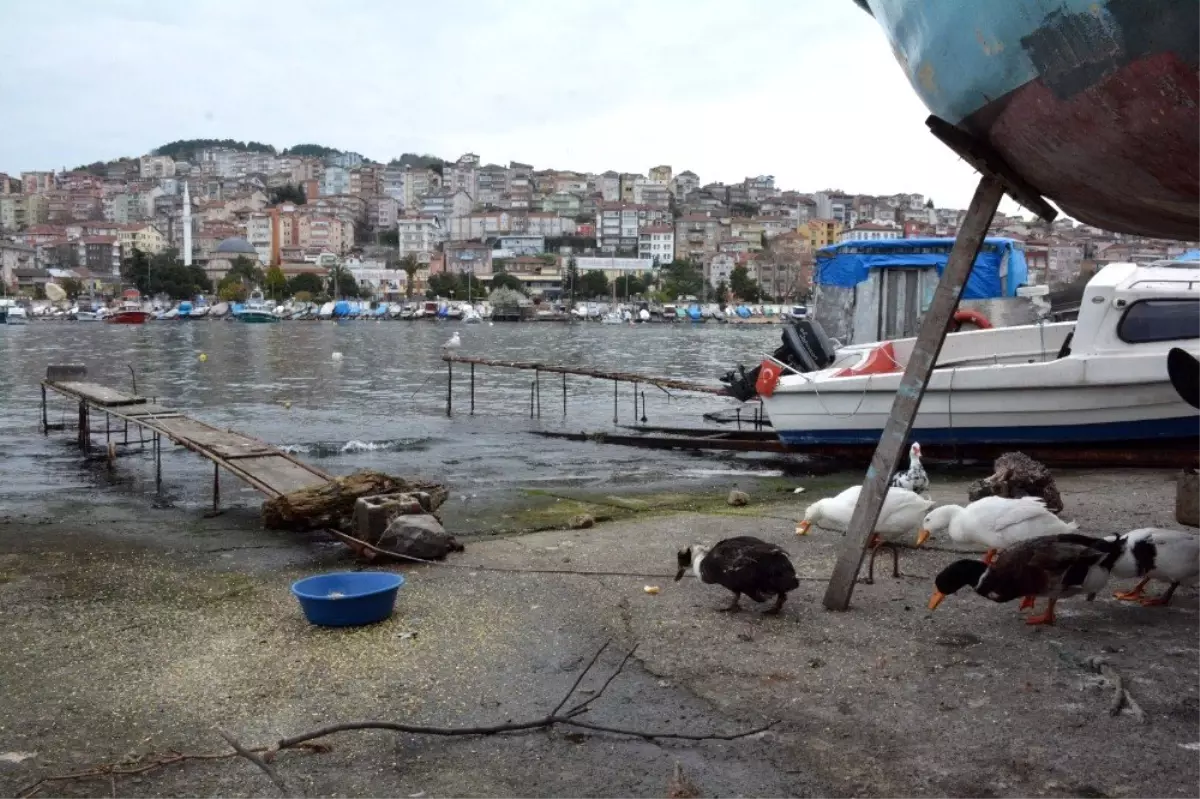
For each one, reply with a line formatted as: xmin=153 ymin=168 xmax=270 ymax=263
xmin=862 ymin=0 xmax=1199 ymax=240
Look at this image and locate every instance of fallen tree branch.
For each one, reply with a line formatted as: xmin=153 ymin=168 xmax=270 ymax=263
xmin=19 ymin=639 xmax=776 ymax=797
xmin=218 ymin=727 xmax=291 ymax=797
xmin=1049 ymin=643 xmax=1146 ymax=724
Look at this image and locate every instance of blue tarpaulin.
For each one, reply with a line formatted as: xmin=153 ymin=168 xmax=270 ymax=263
xmin=815 ymin=237 xmax=1029 ymax=298
xmin=1177 ymin=249 xmax=1200 ymax=261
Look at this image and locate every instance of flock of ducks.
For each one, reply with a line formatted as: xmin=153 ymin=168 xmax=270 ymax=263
xmin=675 ymin=444 xmax=1199 ymax=625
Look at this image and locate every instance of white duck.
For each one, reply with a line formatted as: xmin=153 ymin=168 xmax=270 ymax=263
xmin=919 ymin=496 xmax=1079 ymax=562
xmin=1108 ymin=528 xmax=1199 ymax=606
xmin=443 ymin=332 xmax=462 ymax=350
xmin=797 ymin=485 xmax=934 ymax=583
xmin=889 ymin=442 xmax=930 ymax=497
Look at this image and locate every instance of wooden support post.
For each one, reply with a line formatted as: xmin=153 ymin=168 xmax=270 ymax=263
xmin=613 ymin=380 xmax=618 ymax=424
xmin=640 ymin=391 xmax=647 ymax=424
xmin=446 ymin=360 xmax=453 ymax=417
xmin=105 ymin=412 xmax=110 ymax=443
xmin=530 ymin=381 xmax=536 ymax=419
xmin=535 ymin=367 xmax=541 ymax=418
xmin=633 ymin=380 xmax=638 ymax=422
xmin=822 ymin=175 xmax=1005 ymax=612
xmin=212 ymin=462 xmax=220 ymax=513
xmin=40 ymin=385 xmax=47 ymax=435
xmin=562 ymin=373 xmax=567 ymax=416
xmin=469 ymin=363 xmax=475 ymax=415
xmin=154 ymin=432 xmax=162 ymax=492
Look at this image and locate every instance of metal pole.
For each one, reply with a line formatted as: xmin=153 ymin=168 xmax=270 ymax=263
xmin=470 ymin=363 xmax=475 ymax=415
xmin=530 ymin=381 xmax=536 ymax=419
xmin=212 ymin=462 xmax=220 ymax=513
xmin=40 ymin=385 xmax=47 ymax=435
xmin=446 ymin=360 xmax=453 ymax=417
xmin=633 ymin=380 xmax=638 ymax=422
xmin=613 ymin=379 xmax=618 ymax=424
xmin=640 ymin=391 xmax=647 ymax=423
xmin=823 ymin=175 xmax=1004 ymax=611
xmin=562 ymin=373 xmax=567 ymax=416
xmin=105 ymin=412 xmax=110 ymax=443
xmin=154 ymin=432 xmax=162 ymax=491
xmin=535 ymin=367 xmax=541 ymax=418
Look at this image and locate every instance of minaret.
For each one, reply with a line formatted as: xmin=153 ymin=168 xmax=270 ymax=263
xmin=182 ymin=181 xmax=193 ymax=266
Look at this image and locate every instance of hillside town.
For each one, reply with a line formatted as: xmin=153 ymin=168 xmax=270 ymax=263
xmin=0 ymin=140 xmax=1195 ymax=303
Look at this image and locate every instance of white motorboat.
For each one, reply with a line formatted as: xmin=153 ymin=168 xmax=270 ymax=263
xmin=6 ymin=304 xmax=29 ymax=324
xmin=756 ymin=260 xmax=1199 ymax=446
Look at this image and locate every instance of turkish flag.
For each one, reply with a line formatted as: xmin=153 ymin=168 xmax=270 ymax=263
xmin=755 ymin=360 xmax=781 ymax=397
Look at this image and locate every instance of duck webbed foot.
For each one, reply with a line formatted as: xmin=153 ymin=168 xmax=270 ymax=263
xmin=718 ymin=592 xmax=742 ymax=613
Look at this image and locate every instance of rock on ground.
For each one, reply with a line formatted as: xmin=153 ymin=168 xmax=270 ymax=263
xmin=381 ymin=513 xmax=464 ymax=559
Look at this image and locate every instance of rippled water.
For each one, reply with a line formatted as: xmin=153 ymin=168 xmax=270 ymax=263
xmin=0 ymin=321 xmax=792 ymax=521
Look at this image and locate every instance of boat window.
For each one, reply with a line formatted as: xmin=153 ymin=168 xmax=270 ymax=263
xmin=1116 ymin=299 xmax=1200 ymax=343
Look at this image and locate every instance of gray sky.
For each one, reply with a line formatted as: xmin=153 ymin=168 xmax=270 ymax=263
xmin=1 ymin=0 xmax=1019 ymax=212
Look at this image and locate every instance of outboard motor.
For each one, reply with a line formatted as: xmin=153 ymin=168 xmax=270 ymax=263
xmin=720 ymin=319 xmax=839 ymax=401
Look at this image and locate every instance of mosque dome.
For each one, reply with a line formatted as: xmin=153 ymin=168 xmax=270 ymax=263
xmin=215 ymin=237 xmax=258 ymax=255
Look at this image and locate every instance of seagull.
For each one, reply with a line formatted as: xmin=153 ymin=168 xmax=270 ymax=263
xmin=443 ymin=332 xmax=462 ymax=350
xmin=331 ymin=351 xmax=343 ymax=361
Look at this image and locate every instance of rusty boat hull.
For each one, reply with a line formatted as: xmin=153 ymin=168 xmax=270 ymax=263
xmin=859 ymin=0 xmax=1199 ymax=240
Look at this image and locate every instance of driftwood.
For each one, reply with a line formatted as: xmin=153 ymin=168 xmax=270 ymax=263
xmin=262 ymin=470 xmax=448 ymax=532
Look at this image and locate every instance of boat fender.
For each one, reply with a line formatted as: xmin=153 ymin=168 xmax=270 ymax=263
xmin=952 ymin=309 xmax=992 ymax=331
xmin=755 ymin=360 xmax=782 ymax=398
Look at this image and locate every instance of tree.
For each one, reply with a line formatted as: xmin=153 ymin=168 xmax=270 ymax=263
xmin=565 ymin=256 xmax=579 ymax=308
xmin=715 ymin=279 xmax=730 ymax=304
xmin=337 ymin=271 xmax=360 ymax=298
xmin=491 ymin=272 xmax=524 ymax=293
xmin=925 ymin=198 xmax=935 ymax=209
xmin=218 ymin=279 xmax=247 ymax=303
xmin=226 ymin=255 xmax=265 ymax=288
xmin=617 ymin=273 xmax=645 ymax=298
xmin=378 ymin=229 xmax=399 ymax=246
xmin=59 ymin=277 xmax=85 ymax=299
xmin=659 ymin=258 xmax=704 ymax=300
xmin=282 ymin=143 xmax=342 ymax=158
xmin=578 ymin=270 xmax=610 ymax=299
xmin=730 ymin=265 xmax=761 ymax=303
xmin=287 ymin=272 xmax=325 ymax=297
xmin=426 ymin=272 xmax=460 ymax=299
xmin=265 ymin=264 xmax=287 ymax=299
xmin=270 ymin=183 xmax=306 ymax=205
xmin=399 ymin=255 xmax=419 ymax=299
xmin=293 ymin=290 xmax=313 ymax=303
xmin=122 ymin=247 xmax=211 ymax=300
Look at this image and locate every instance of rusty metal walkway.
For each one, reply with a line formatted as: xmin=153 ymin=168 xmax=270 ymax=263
xmin=41 ymin=365 xmax=330 ymax=510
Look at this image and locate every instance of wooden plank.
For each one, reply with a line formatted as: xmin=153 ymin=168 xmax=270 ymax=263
xmin=822 ymin=175 xmax=1006 ymax=612
xmin=50 ymin=381 xmax=145 ymax=407
xmin=118 ymin=404 xmax=176 ymax=417
xmin=235 ymin=455 xmax=328 ymax=495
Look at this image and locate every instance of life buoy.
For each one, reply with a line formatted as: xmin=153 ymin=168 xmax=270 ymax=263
xmin=755 ymin=359 xmax=782 ymax=397
xmin=952 ymin=309 xmax=992 ymax=331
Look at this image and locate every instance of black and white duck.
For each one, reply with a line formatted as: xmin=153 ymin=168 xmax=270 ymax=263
xmin=675 ymin=536 xmax=800 ymax=614
xmin=927 ymin=533 xmax=1120 ymax=625
xmin=1108 ymin=528 xmax=1200 ymax=606
xmin=889 ymin=442 xmax=929 ymax=497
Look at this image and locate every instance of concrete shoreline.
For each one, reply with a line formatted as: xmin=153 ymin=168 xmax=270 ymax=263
xmin=1 ymin=469 xmax=1196 ymax=797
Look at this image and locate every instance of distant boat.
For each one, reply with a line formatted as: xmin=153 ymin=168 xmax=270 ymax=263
xmin=5 ymin=304 xmax=28 ymax=325
xmin=107 ymin=289 xmax=151 ymax=324
xmin=686 ymin=304 xmax=704 ymax=322
xmin=318 ymin=301 xmax=335 ymax=319
xmin=176 ymin=300 xmax=193 ymax=319
xmin=235 ymin=290 xmax=278 ymax=323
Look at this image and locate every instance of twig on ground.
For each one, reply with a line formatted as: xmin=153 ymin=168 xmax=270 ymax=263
xmin=218 ymin=727 xmax=292 ymax=797
xmin=1051 ymin=643 xmax=1145 ymax=724
xmin=552 ymin=638 xmax=611 ymax=716
xmin=567 ymin=644 xmax=639 ymax=716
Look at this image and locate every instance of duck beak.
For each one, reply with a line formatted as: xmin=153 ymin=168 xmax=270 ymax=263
xmin=916 ymin=529 xmax=931 ymax=546
xmin=796 ymin=520 xmax=811 ymax=536
xmin=674 ymin=567 xmax=687 ymax=582
xmin=927 ymin=590 xmax=946 ymax=611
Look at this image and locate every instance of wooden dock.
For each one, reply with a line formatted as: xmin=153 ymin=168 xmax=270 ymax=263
xmin=41 ymin=365 xmax=330 ymax=510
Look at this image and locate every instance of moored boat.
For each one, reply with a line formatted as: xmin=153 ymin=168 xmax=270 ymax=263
xmin=106 ymin=290 xmax=151 ymax=324
xmin=756 ymin=260 xmax=1200 ymax=447
xmin=235 ymin=290 xmax=278 ymax=323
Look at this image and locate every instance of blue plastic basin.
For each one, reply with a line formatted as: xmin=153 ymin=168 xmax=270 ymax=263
xmin=290 ymin=571 xmax=404 ymax=627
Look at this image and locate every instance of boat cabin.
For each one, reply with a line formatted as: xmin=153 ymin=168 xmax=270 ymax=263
xmin=811 ymin=237 xmax=1042 ymax=345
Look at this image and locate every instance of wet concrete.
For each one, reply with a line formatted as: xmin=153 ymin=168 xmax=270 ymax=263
xmin=0 ymin=469 xmax=1196 ymax=797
